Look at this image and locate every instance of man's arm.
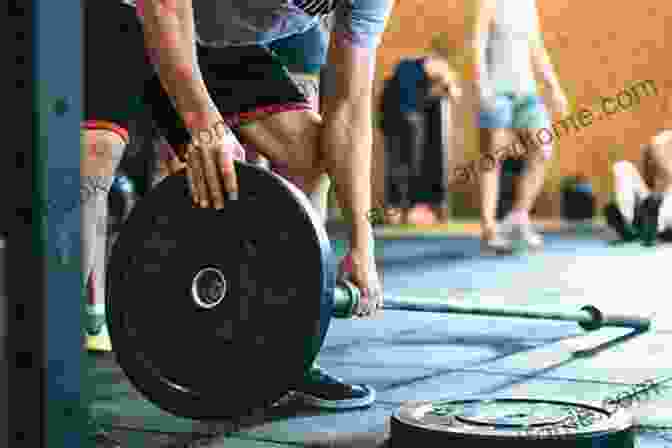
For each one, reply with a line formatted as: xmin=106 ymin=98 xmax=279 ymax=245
xmin=322 ymin=0 xmax=394 ymax=248
xmin=142 ymin=0 xmax=239 ymax=208
xmin=321 ymin=38 xmax=376 ymax=247
xmin=141 ymin=0 xmax=222 ymax=145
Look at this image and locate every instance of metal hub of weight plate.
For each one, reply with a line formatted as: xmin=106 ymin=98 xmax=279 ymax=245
xmin=106 ymin=162 xmax=336 ymax=420
xmin=390 ymin=398 xmax=634 ymax=447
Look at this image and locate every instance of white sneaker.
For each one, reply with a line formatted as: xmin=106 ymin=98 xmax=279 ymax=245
xmin=498 ymin=213 xmax=544 ymax=251
xmin=481 ymin=231 xmax=515 ymax=255
xmin=510 ymin=222 xmax=544 ymax=250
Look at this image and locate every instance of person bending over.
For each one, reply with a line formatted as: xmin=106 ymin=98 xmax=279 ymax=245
xmin=380 ymin=52 xmax=461 ymax=224
xmin=472 ymin=0 xmax=568 ymax=254
xmin=81 ymin=0 xmax=394 ymax=414
xmin=142 ymin=20 xmax=347 ymax=404
xmin=604 ymin=130 xmax=672 ymax=245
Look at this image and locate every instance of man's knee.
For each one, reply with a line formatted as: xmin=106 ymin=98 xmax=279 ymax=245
xmin=284 ymin=111 xmax=324 ymax=173
xmin=81 ymin=129 xmax=126 ymax=207
xmin=242 ymin=109 xmax=325 ymax=176
xmin=82 ymin=129 xmax=126 ymax=177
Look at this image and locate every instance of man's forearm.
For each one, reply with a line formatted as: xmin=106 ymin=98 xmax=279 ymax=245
xmin=142 ymin=0 xmax=218 ymax=136
xmin=322 ymin=103 xmax=373 ymax=242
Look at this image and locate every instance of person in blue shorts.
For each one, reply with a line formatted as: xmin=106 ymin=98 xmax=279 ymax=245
xmin=472 ymin=0 xmax=569 ymax=254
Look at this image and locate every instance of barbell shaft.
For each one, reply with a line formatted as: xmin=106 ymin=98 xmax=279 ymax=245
xmin=333 ymin=281 xmax=651 ymax=331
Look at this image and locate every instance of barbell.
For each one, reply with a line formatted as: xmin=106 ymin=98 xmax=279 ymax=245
xmin=106 ymin=162 xmax=652 ymax=421
xmin=333 ymin=280 xmax=650 ymax=331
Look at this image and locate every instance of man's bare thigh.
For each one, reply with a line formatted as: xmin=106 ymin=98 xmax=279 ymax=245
xmin=238 ymin=109 xmax=325 ymax=176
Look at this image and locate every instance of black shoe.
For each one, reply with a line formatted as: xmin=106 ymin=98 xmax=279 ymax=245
xmin=637 ymin=194 xmax=664 ymax=247
xmin=604 ymin=203 xmax=640 ymax=242
xmin=290 ymin=365 xmax=375 ymax=409
xmin=90 ymin=428 xmax=121 ymax=448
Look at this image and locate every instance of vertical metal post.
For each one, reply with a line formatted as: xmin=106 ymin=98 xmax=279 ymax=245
xmin=33 ymin=0 xmax=86 ymax=446
xmin=0 ymin=236 xmax=6 ymax=448
xmin=10 ymin=1 xmax=42 ymax=446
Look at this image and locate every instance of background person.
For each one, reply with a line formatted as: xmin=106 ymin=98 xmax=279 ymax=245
xmin=380 ymin=51 xmax=461 ymax=225
xmin=604 ymin=130 xmax=672 ymax=244
xmin=472 ymin=0 xmax=569 ymax=254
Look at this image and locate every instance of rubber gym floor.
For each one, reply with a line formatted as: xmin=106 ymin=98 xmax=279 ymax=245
xmin=90 ymin=221 xmax=672 ymax=447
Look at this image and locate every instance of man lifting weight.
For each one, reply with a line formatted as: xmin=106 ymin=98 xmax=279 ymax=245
xmin=86 ymin=20 xmax=333 ymax=353
xmin=604 ymin=130 xmax=672 ymax=244
xmin=472 ymin=0 xmax=569 ymax=254
xmin=82 ymin=0 xmax=394 ymax=416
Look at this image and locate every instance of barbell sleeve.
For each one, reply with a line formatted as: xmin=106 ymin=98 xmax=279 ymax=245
xmin=333 ymin=281 xmax=651 ymax=331
xmin=577 ymin=305 xmax=651 ymax=331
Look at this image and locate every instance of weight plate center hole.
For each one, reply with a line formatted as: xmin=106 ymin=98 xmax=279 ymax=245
xmin=192 ymin=267 xmax=227 ymax=309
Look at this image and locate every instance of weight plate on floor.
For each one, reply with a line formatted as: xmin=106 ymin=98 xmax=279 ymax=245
xmin=390 ymin=398 xmax=634 ymax=447
xmin=106 ymin=162 xmax=335 ymax=420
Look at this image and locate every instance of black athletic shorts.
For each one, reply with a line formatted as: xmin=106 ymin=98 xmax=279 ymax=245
xmin=83 ymin=0 xmax=312 ymax=147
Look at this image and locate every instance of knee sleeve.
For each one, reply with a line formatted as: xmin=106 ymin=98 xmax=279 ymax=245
xmin=81 ymin=175 xmax=114 ymax=276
